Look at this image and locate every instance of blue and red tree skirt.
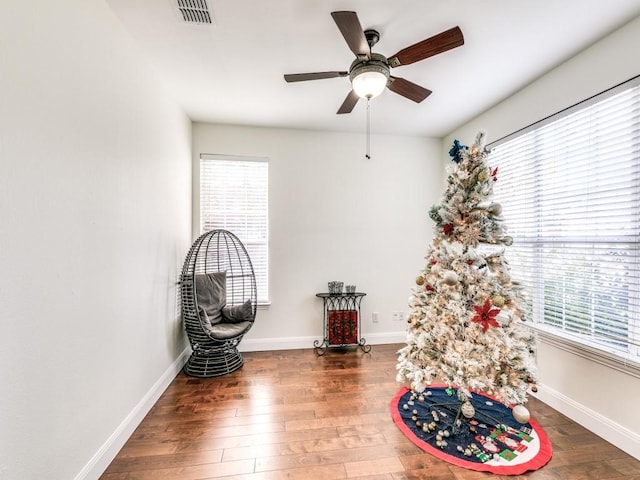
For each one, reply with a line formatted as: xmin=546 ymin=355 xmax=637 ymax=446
xmin=390 ymin=385 xmax=552 ymax=475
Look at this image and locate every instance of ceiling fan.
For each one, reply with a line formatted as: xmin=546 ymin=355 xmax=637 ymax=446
xmin=284 ymin=11 xmax=464 ymax=114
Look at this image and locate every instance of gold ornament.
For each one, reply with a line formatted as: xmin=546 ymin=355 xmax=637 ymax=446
xmin=478 ymin=170 xmax=489 ymax=182
xmin=491 ymin=294 xmax=506 ymax=307
xmin=415 ymin=275 xmax=425 ymax=286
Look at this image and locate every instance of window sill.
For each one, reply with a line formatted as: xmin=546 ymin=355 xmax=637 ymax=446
xmin=530 ymin=324 xmax=640 ymax=379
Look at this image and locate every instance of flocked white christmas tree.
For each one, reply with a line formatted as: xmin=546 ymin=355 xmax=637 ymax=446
xmin=396 ymin=131 xmax=537 ymax=421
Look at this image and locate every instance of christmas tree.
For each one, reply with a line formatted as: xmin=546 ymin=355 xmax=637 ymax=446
xmin=396 ymin=132 xmax=537 ymax=419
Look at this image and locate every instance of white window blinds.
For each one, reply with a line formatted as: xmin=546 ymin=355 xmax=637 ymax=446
xmin=489 ymin=75 xmax=640 ymax=362
xmin=200 ymin=154 xmax=269 ymax=304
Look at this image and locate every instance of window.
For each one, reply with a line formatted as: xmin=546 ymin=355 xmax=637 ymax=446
xmin=489 ymin=75 xmax=640 ymax=366
xmin=200 ymin=154 xmax=269 ymax=304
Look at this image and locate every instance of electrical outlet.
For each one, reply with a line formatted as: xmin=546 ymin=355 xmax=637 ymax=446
xmin=398 ymin=311 xmax=405 ymax=322
xmin=372 ymin=312 xmax=379 ymax=323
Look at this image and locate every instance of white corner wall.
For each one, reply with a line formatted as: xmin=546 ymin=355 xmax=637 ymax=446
xmin=192 ymin=124 xmax=443 ymax=349
xmin=0 ymin=1 xmax=192 ymax=479
xmin=445 ymin=15 xmax=640 ymax=459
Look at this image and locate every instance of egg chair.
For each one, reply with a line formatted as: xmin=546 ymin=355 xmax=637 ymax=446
xmin=180 ymin=229 xmax=257 ymax=377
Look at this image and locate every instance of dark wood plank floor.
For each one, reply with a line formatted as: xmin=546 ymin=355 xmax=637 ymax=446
xmin=101 ymin=344 xmax=640 ymax=479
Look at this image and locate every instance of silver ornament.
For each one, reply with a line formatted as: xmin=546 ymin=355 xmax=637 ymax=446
xmin=461 ymin=401 xmax=475 ymax=419
xmin=512 ymin=405 xmax=531 ymax=424
xmin=443 ymin=271 xmax=459 ymax=286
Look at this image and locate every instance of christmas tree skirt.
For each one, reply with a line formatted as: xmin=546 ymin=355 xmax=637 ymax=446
xmin=390 ymin=386 xmax=552 ymax=475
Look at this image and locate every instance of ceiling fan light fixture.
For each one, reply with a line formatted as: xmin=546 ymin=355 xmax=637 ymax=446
xmin=351 ymin=64 xmax=389 ymax=99
xmin=283 ymin=11 xmax=464 ymax=114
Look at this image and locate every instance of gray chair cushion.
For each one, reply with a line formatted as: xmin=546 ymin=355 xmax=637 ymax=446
xmin=206 ymin=321 xmax=252 ymax=340
xmin=195 ymin=271 xmax=226 ymax=326
xmin=222 ymin=299 xmax=253 ymax=323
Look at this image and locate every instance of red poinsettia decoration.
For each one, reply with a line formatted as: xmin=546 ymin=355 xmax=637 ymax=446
xmin=491 ymin=166 xmax=498 ymax=181
xmin=472 ymin=299 xmax=500 ymax=333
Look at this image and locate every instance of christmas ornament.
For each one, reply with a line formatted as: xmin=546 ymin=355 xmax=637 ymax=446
xmin=443 ymin=271 xmax=459 ymax=286
xmin=461 ymin=401 xmax=475 ymax=418
xmin=512 ymin=404 xmax=531 ymax=424
xmin=415 ymin=275 xmax=425 ymax=286
xmin=487 ymin=202 xmax=502 ymax=216
xmin=448 ymin=139 xmax=467 ymax=162
xmin=491 ymin=294 xmax=506 ymax=307
xmin=443 ymin=223 xmax=454 ymax=236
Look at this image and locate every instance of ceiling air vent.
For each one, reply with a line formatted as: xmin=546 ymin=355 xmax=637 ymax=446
xmin=177 ymin=0 xmax=212 ymax=25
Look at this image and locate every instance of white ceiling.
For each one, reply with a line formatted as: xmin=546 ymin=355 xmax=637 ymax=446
xmin=106 ymin=0 xmax=640 ymax=137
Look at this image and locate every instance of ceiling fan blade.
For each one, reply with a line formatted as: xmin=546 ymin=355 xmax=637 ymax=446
xmin=387 ymin=76 xmax=432 ymax=103
xmin=284 ymin=71 xmax=348 ymax=83
xmin=331 ymin=11 xmax=370 ymax=58
xmin=337 ymin=90 xmax=360 ymax=114
xmin=387 ymin=26 xmax=464 ymax=67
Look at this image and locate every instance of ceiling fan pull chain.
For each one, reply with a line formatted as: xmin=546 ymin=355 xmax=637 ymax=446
xmin=366 ymin=98 xmax=371 ymax=159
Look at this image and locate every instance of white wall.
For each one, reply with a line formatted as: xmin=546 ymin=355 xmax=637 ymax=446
xmin=192 ymin=124 xmax=443 ymax=349
xmin=445 ymin=15 xmax=640 ymax=458
xmin=0 ymin=1 xmax=192 ymax=479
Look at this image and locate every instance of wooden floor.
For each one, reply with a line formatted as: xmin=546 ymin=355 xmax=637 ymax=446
xmin=101 ymin=344 xmax=640 ymax=479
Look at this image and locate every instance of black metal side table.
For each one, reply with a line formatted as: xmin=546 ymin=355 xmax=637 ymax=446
xmin=314 ymin=292 xmax=371 ymax=355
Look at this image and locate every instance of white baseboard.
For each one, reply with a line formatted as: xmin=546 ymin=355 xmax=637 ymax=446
xmin=239 ymin=331 xmax=406 ymax=352
xmin=534 ymin=384 xmax=640 ymax=460
xmin=75 ymin=347 xmax=190 ymax=480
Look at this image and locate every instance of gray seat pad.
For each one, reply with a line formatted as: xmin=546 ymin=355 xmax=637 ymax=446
xmin=206 ymin=321 xmax=252 ymax=340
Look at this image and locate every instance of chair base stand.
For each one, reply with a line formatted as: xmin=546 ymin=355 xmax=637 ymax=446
xmin=183 ymin=345 xmax=244 ymax=377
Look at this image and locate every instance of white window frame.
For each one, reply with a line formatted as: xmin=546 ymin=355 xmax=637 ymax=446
xmin=489 ymin=75 xmax=640 ymax=378
xmin=199 ymin=154 xmax=269 ymax=305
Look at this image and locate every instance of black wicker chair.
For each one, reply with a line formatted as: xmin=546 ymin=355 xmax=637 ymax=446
xmin=180 ymin=229 xmax=257 ymax=377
